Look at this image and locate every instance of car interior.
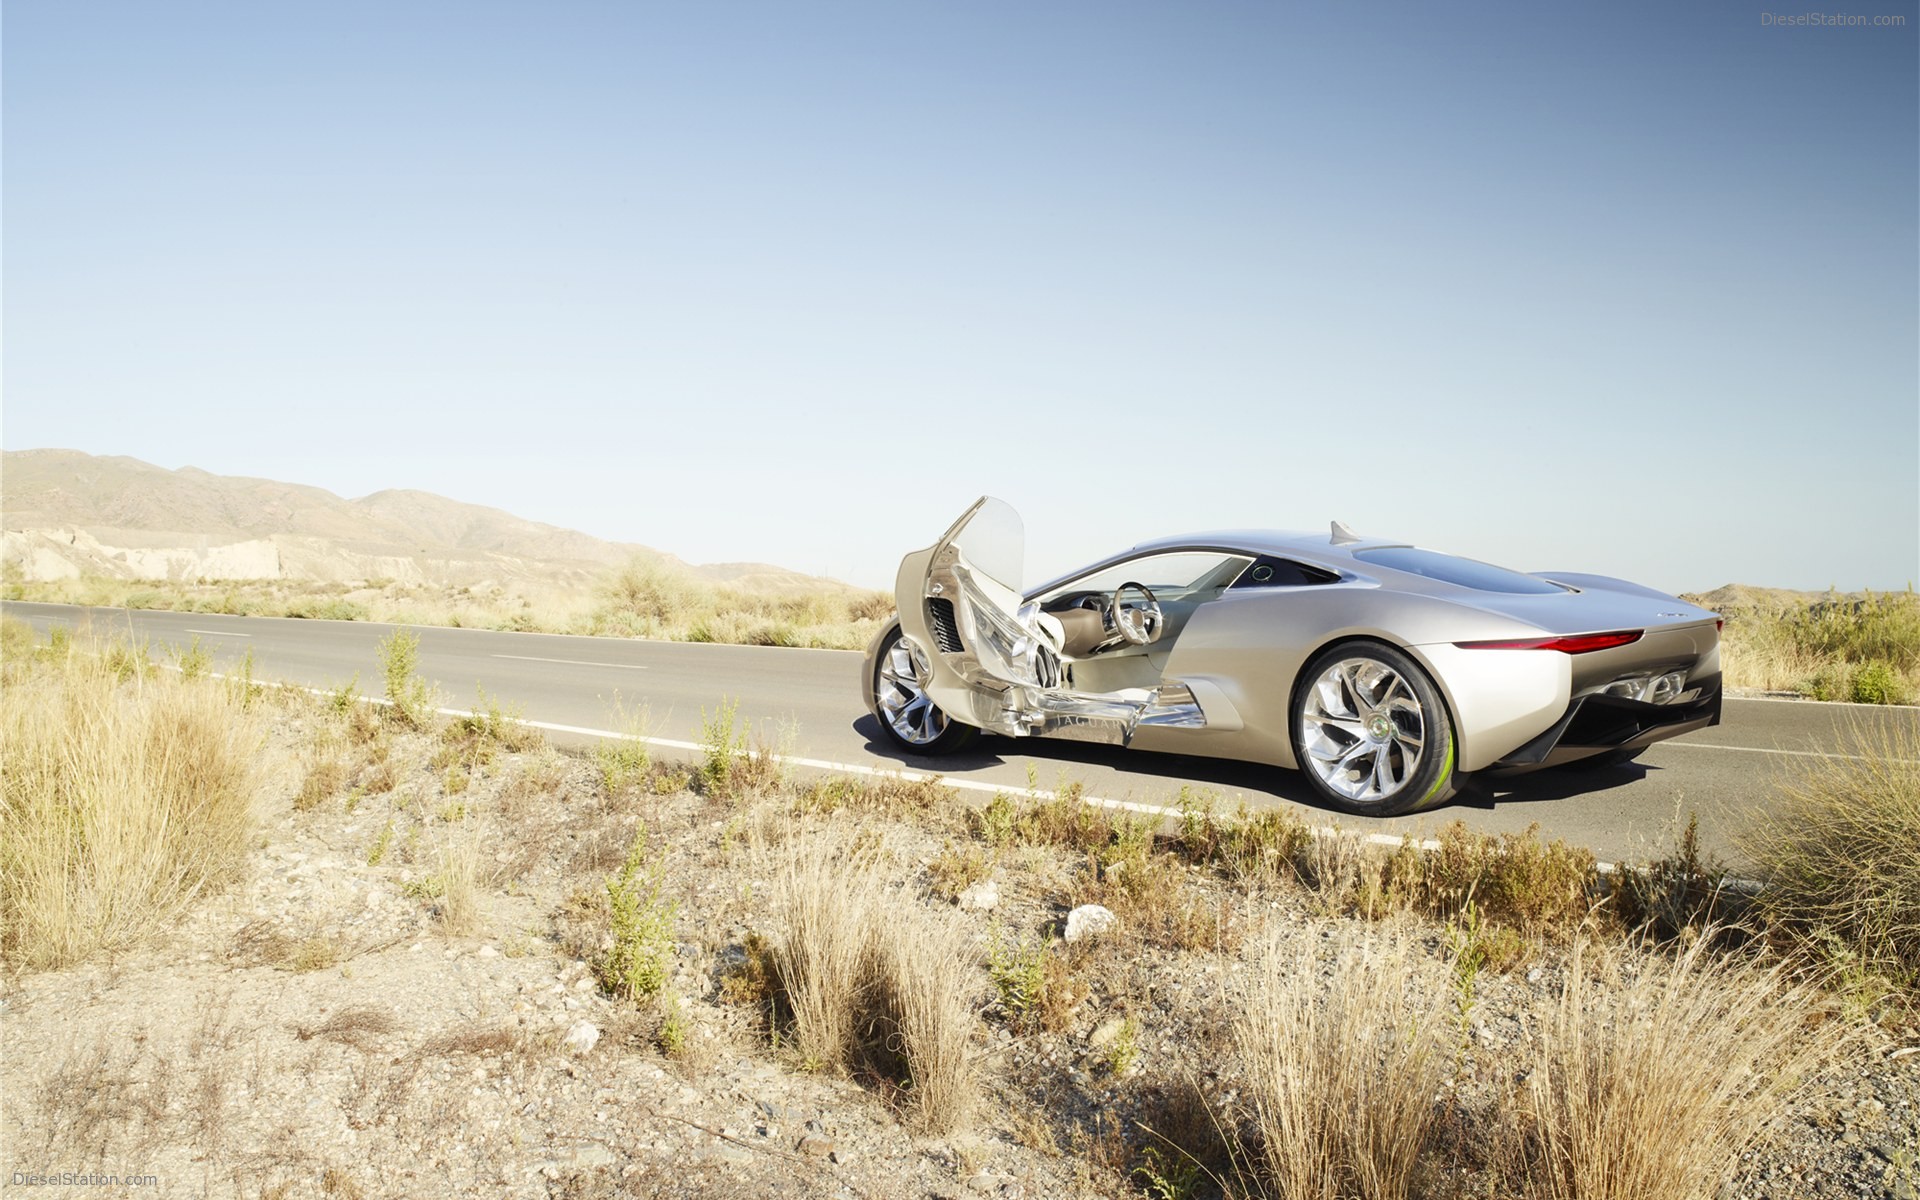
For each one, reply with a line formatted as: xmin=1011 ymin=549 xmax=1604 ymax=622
xmin=1032 ymin=551 xmax=1254 ymax=692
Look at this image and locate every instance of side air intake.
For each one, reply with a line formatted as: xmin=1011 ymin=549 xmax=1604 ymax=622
xmin=927 ymin=598 xmax=964 ymax=654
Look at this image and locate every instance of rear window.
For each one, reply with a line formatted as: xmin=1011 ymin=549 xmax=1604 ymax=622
xmin=1353 ymin=547 xmax=1566 ymax=595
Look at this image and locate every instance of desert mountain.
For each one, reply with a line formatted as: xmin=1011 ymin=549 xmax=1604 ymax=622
xmin=1 ymin=449 xmax=834 ymax=590
xmin=1682 ymin=582 xmax=1911 ymax=611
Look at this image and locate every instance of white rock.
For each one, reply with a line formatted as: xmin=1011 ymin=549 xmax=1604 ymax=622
xmin=583 ymin=1143 xmax=622 ymax=1167
xmin=1064 ymin=904 xmax=1118 ymax=943
xmin=957 ymin=879 xmax=999 ymax=911
xmin=1087 ymin=1017 xmax=1128 ymax=1048
xmin=563 ymin=1020 xmax=601 ymax=1056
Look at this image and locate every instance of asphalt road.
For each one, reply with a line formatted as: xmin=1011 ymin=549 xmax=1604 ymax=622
xmin=8 ymin=600 xmax=1916 ymax=867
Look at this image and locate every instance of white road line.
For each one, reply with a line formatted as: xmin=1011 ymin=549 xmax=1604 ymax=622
xmin=188 ymin=668 xmax=1623 ymax=870
xmin=429 ymin=711 xmax=1641 ymax=866
xmin=1727 ymin=693 xmax=1919 ymax=710
xmin=1664 ymin=741 xmax=1917 ymax=764
xmin=186 ymin=629 xmax=250 ymax=637
xmin=492 ymin=654 xmax=647 ymax=670
xmin=170 ymin=664 xmax=1865 ymax=882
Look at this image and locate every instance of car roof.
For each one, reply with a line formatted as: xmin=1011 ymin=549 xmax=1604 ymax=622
xmin=1123 ymin=528 xmax=1404 ymax=564
xmin=1024 ymin=527 xmax=1407 ymax=596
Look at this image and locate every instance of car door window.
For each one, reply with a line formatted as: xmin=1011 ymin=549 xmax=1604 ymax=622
xmin=1039 ymin=552 xmax=1252 ymax=603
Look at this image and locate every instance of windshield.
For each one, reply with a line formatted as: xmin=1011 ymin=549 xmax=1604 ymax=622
xmin=1040 ymin=551 xmax=1252 ymax=601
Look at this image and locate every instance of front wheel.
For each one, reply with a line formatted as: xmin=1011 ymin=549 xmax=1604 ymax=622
xmin=872 ymin=627 xmax=977 ymax=756
xmin=1291 ymin=643 xmax=1457 ymax=816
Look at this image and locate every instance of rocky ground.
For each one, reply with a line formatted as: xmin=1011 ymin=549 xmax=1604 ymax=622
xmin=2 ymin=692 xmax=1915 ymax=1200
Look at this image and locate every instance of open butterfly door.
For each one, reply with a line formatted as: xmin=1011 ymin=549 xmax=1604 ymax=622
xmin=894 ymin=497 xmax=1206 ymax=744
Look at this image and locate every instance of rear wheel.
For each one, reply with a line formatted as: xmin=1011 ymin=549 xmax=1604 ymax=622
xmin=872 ymin=627 xmax=977 ymax=756
xmin=1291 ymin=642 xmax=1457 ymax=816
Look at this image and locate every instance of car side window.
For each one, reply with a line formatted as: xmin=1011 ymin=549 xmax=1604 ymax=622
xmin=1039 ymin=552 xmax=1253 ymax=602
xmin=1229 ymin=555 xmax=1341 ymax=589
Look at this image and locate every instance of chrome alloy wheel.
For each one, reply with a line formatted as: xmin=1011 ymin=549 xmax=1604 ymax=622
xmin=1298 ymin=657 xmax=1427 ymax=804
xmin=876 ymin=635 xmax=950 ymax=747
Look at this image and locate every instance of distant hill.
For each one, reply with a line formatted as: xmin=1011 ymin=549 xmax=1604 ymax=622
xmin=1683 ymin=583 xmax=1913 ymax=612
xmin=0 ymin=449 xmax=837 ymax=591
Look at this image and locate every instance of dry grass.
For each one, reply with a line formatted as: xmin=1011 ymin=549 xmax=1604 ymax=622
xmin=294 ymin=744 xmax=350 ymax=812
xmin=1234 ymin=923 xmax=1450 ymax=1200
xmin=1402 ymin=822 xmax=1599 ymax=937
xmin=1739 ymin=718 xmax=1920 ymax=988
xmin=1525 ymin=935 xmax=1843 ymax=1200
xmin=595 ymin=557 xmax=894 ymax=649
xmin=763 ymin=831 xmax=982 ymax=1132
xmin=592 ymin=701 xmax=653 ymax=795
xmin=870 ymin=903 xmax=985 ymax=1133
xmin=1078 ymin=849 xmax=1242 ymax=954
xmin=8 ymin=555 xmax=897 ymax=651
xmin=230 ymin=919 xmax=357 ymax=972
xmin=1704 ymin=586 xmax=1920 ymax=703
xmin=295 ymin=1004 xmax=401 ymax=1049
xmin=1 ymin=638 xmax=262 ymax=968
xmin=927 ymin=840 xmax=993 ymax=900
xmin=767 ymin=834 xmax=888 ymax=1070
xmin=1174 ymin=793 xmax=1315 ymax=887
xmin=33 ymin=1036 xmax=175 ymax=1160
xmin=797 ymin=774 xmax=960 ymax=825
xmin=415 ymin=1022 xmax=535 ymax=1061
xmin=432 ymin=822 xmax=488 ymax=937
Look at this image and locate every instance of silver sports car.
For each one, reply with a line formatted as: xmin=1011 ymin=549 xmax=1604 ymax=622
xmin=860 ymin=497 xmax=1722 ymax=816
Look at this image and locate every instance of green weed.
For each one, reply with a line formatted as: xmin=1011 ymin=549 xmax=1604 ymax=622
xmin=377 ymin=628 xmax=434 ymax=729
xmin=172 ymin=635 xmax=213 ymax=681
xmin=599 ymin=826 xmax=678 ymax=1000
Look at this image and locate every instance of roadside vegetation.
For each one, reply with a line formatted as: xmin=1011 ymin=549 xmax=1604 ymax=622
xmin=1699 ymin=584 xmax=1920 ymax=704
xmin=3 ymin=615 xmax=1912 ymax=1199
xmin=4 ymin=554 xmax=896 ymax=650
xmin=1 ymin=622 xmax=262 ymax=968
xmin=14 ymin=570 xmax=1919 ymax=701
xmin=1740 ymin=718 xmax=1920 ymax=998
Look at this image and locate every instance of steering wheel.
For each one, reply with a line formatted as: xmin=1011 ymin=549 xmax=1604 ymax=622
xmin=1109 ymin=582 xmax=1163 ymax=645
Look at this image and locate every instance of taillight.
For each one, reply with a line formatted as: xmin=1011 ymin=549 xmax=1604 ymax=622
xmin=1455 ymin=630 xmax=1644 ymax=654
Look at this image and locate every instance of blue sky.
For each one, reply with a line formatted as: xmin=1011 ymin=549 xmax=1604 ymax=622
xmin=5 ymin=1 xmax=1915 ymax=592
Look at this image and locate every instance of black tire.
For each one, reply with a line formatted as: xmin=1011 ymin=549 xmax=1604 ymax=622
xmin=871 ymin=626 xmax=977 ymax=756
xmin=1290 ymin=641 xmax=1458 ymax=816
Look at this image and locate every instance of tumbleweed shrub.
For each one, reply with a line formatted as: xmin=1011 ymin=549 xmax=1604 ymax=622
xmin=763 ymin=830 xmax=982 ymax=1132
xmin=1737 ymin=717 xmax=1920 ymax=986
xmin=1525 ymin=935 xmax=1840 ymax=1200
xmin=1 ymin=642 xmax=262 ymax=968
xmin=869 ymin=903 xmax=984 ymax=1134
xmin=767 ymin=832 xmax=888 ymax=1071
xmin=1233 ymin=923 xmax=1450 ymax=1200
